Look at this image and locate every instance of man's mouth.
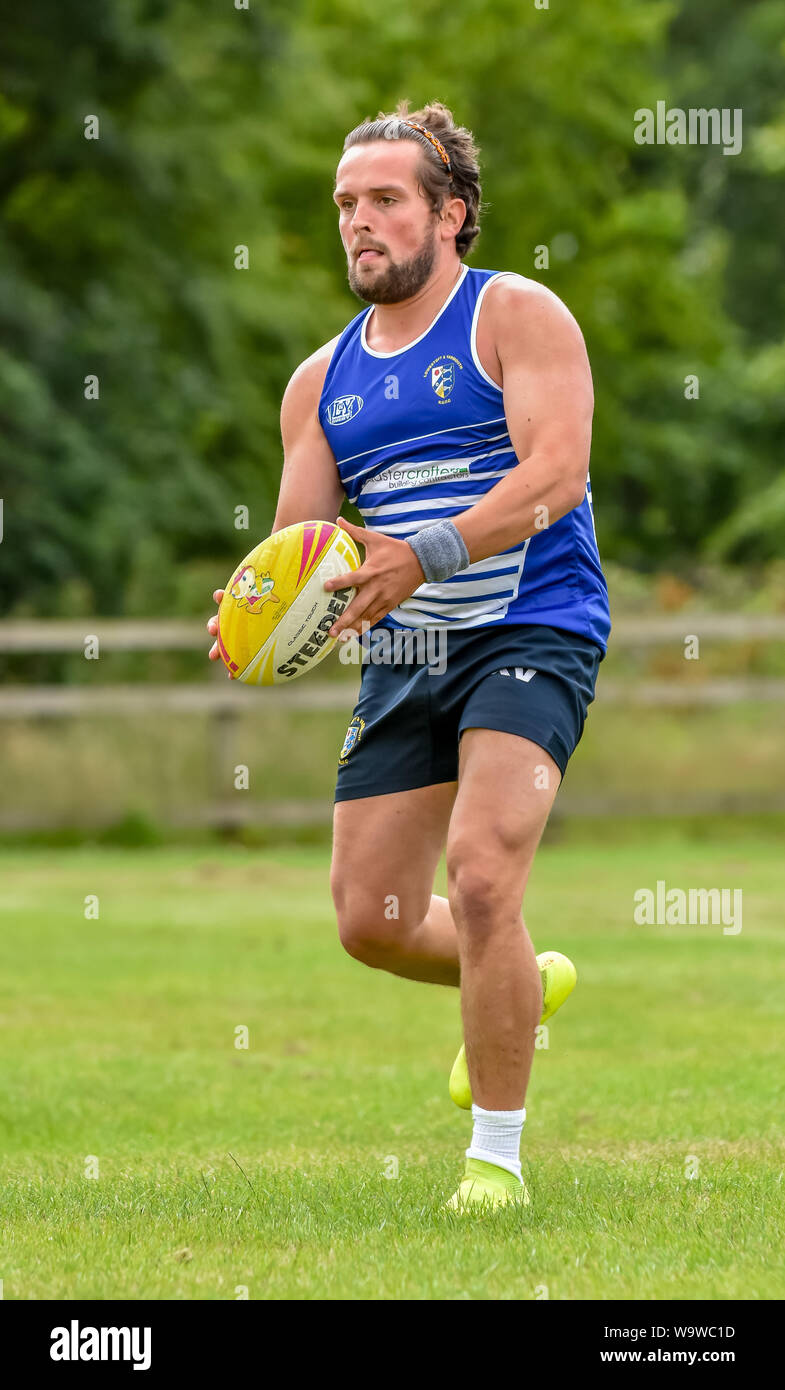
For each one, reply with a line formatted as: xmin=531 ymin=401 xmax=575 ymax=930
xmin=356 ymin=248 xmax=384 ymax=263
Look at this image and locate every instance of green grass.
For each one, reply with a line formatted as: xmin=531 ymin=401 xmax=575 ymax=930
xmin=0 ymin=833 xmax=783 ymax=1300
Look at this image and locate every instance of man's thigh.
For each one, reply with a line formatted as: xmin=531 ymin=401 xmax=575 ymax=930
xmin=331 ymin=782 xmax=457 ymax=927
xmin=447 ymin=729 xmax=562 ymax=903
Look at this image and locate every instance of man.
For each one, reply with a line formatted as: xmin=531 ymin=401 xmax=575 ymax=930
xmin=208 ymin=101 xmax=610 ymax=1210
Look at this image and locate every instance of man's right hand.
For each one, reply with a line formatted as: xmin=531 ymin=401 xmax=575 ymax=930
xmin=206 ymin=589 xmax=226 ymax=668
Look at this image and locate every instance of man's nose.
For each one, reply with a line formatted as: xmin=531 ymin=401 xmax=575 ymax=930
xmin=350 ymin=199 xmax=372 ymax=231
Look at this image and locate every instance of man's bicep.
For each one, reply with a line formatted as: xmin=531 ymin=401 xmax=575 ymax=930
xmin=499 ymin=287 xmax=593 ymax=492
xmin=274 ymin=424 xmax=345 ymax=531
xmin=502 ymin=349 xmax=593 ymax=469
xmin=274 ymin=349 xmax=346 ymax=531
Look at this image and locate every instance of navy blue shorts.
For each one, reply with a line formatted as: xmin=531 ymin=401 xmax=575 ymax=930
xmin=334 ymin=623 xmax=603 ymax=802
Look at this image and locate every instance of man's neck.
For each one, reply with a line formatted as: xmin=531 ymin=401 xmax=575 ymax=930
xmin=364 ymin=259 xmax=464 ymax=352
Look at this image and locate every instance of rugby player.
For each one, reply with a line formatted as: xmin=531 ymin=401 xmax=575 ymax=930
xmin=208 ymin=102 xmax=610 ymax=1210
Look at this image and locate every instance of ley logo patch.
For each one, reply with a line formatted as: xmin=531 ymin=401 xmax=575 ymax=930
xmin=327 ymin=394 xmax=364 ymax=426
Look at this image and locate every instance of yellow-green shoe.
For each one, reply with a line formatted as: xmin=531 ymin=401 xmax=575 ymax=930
xmin=445 ymin=1157 xmax=531 ymax=1212
xmin=448 ymin=950 xmax=577 ymax=1110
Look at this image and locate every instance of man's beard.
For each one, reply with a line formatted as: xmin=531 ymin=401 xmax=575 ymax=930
xmin=348 ymin=229 xmax=437 ymax=304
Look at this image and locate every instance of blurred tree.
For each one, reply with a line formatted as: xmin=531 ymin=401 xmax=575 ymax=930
xmin=0 ymin=0 xmax=781 ymax=617
xmin=666 ymin=0 xmax=785 ymax=562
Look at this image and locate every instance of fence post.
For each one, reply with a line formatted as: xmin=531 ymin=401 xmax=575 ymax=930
xmin=210 ymin=706 xmax=237 ymax=823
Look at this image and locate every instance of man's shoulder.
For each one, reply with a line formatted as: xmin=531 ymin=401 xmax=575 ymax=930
xmin=286 ymin=299 xmax=370 ymax=394
xmin=295 ymin=333 xmax=343 ymax=380
xmin=478 ymin=271 xmax=586 ymax=352
xmin=282 ymin=334 xmax=343 ymax=413
xmin=481 ymin=270 xmax=575 ymax=319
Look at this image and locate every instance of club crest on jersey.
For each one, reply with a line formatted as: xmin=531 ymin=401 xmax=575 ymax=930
xmin=425 ymin=354 xmax=463 ymax=404
xmin=338 ymin=715 xmax=365 ymax=765
xmin=326 ymin=394 xmax=364 ymax=426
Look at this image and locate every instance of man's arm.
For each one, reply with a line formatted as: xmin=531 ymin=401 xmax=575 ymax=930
xmin=273 ymin=336 xmax=346 ymax=531
xmin=207 ymin=337 xmax=345 ymax=664
xmin=453 ymin=276 xmax=593 ymax=561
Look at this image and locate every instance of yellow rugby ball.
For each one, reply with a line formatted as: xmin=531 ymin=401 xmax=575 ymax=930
xmin=217 ymin=520 xmax=361 ymax=685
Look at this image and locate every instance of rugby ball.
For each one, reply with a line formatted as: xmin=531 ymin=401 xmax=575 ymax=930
xmin=216 ymin=521 xmax=361 ymax=685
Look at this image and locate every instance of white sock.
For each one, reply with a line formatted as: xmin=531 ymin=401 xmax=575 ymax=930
xmin=466 ymin=1103 xmax=526 ymax=1182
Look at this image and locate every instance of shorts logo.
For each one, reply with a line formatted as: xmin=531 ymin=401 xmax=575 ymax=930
xmin=338 ymin=715 xmax=365 ymax=765
xmin=425 ymin=355 xmax=463 ymax=403
xmin=327 ymin=394 xmax=364 ymax=426
xmin=497 ymin=667 xmax=537 ymax=682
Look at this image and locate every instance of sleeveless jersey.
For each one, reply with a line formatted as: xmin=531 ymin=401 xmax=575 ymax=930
xmin=318 ymin=265 xmax=611 ymax=651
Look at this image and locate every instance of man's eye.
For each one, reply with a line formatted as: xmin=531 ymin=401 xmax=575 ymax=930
xmin=379 ymin=197 xmax=395 ymax=206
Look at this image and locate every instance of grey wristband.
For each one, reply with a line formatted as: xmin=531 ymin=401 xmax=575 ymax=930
xmin=407 ymin=520 xmax=470 ymax=584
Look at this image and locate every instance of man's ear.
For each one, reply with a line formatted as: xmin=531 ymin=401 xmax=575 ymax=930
xmin=441 ymin=196 xmax=466 ymax=239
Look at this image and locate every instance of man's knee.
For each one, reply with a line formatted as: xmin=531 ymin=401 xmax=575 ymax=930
xmin=447 ymin=856 xmax=508 ymax=933
xmin=330 ymin=868 xmax=411 ymax=968
xmin=446 ymin=832 xmax=531 ymax=935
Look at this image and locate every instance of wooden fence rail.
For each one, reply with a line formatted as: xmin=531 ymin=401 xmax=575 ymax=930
xmin=0 ymin=677 xmax=784 ymax=718
xmin=2 ymin=615 xmax=782 ymax=830
xmin=2 ymin=613 xmax=785 ymax=653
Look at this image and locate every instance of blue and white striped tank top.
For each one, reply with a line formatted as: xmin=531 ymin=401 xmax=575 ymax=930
xmin=318 ymin=265 xmax=611 ymax=651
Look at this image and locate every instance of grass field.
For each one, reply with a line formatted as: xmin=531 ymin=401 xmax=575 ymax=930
xmin=0 ymin=828 xmax=783 ymax=1300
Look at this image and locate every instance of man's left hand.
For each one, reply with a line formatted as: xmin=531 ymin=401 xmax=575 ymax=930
xmin=323 ymin=518 xmax=425 ymax=637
